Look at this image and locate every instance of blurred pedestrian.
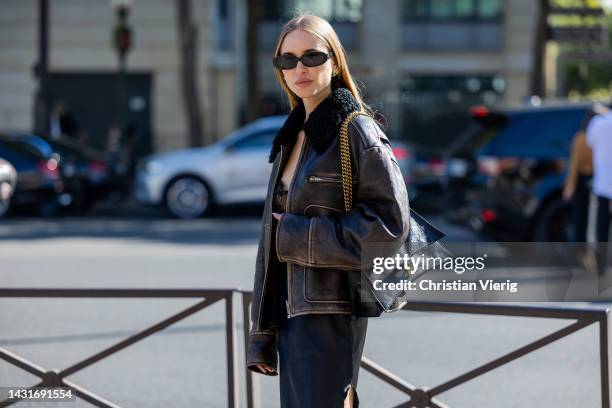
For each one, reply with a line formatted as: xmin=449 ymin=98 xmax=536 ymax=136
xmin=563 ymin=109 xmax=595 ymax=242
xmin=122 ymin=123 xmax=138 ymax=179
xmin=50 ymin=102 xmax=80 ymax=141
xmin=585 ymin=103 xmax=612 ymax=274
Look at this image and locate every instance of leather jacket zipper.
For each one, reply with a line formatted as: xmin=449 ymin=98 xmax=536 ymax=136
xmin=308 ymin=175 xmax=341 ymax=183
xmin=285 ymin=135 xmax=308 ymax=318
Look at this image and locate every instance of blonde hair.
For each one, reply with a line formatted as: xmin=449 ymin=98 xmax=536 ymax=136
xmin=272 ymin=14 xmax=368 ymax=112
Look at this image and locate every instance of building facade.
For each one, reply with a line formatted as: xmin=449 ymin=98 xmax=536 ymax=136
xmin=0 ymin=0 xmax=539 ymax=154
xmin=0 ymin=0 xmax=219 ymax=154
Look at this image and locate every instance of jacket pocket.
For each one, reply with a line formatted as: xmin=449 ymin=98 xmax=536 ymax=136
xmin=305 ymin=173 xmax=357 ymax=217
xmin=304 ymin=203 xmax=343 ymax=217
xmin=304 ymin=266 xmax=351 ymax=303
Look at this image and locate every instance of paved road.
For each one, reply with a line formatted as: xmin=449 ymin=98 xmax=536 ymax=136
xmin=0 ymin=213 xmax=609 ymax=407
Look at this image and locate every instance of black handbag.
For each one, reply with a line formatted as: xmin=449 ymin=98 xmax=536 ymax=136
xmin=339 ymin=111 xmax=447 ymax=317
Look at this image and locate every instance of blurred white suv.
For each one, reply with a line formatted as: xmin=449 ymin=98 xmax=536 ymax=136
xmin=0 ymin=158 xmax=16 ymax=217
xmin=134 ymin=116 xmax=284 ymax=219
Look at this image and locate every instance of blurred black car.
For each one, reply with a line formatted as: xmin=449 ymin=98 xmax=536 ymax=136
xmin=0 ymin=136 xmax=67 ymax=215
xmin=0 ymin=158 xmax=17 ymax=217
xmin=410 ymin=154 xmax=472 ymax=212
xmin=39 ymin=135 xmax=111 ymax=209
xmin=458 ymin=103 xmax=592 ymax=241
xmin=407 ymin=106 xmax=479 ymax=212
xmin=1 ymin=133 xmax=111 ymax=213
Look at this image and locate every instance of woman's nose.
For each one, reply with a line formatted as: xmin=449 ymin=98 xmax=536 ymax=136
xmin=295 ymin=60 xmax=307 ymax=72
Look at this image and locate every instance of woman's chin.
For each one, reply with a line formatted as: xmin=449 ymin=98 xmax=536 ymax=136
xmin=292 ymin=89 xmax=314 ymax=99
xmin=292 ymin=86 xmax=326 ymax=101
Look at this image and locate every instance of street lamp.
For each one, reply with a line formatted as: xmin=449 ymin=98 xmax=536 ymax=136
xmin=111 ymin=0 xmax=133 ymax=133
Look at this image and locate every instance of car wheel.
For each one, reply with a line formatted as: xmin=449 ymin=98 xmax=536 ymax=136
xmin=165 ymin=177 xmax=212 ymax=219
xmin=532 ymin=198 xmax=570 ymax=242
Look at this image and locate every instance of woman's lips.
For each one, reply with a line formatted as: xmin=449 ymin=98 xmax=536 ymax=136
xmin=295 ymin=80 xmax=312 ymax=87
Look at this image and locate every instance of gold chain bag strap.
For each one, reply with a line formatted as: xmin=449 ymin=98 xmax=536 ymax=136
xmin=339 ymin=110 xmax=370 ymax=212
xmin=339 ymin=110 xmax=387 ymax=318
xmin=339 ymin=111 xmax=447 ymax=317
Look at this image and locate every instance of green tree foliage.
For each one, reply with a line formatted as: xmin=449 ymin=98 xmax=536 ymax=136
xmin=551 ymin=0 xmax=612 ymax=97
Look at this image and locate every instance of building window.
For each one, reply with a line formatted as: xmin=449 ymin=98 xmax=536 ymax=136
xmin=262 ymin=0 xmax=362 ymax=23
xmin=217 ymin=0 xmax=231 ymax=49
xmin=262 ymin=0 xmax=285 ymax=21
xmin=401 ymin=0 xmax=503 ymax=50
xmin=219 ymin=0 xmax=228 ymax=19
xmin=477 ymin=0 xmax=502 ymax=19
xmin=401 ymin=0 xmax=502 ymax=21
xmin=401 ymin=74 xmax=506 ymax=98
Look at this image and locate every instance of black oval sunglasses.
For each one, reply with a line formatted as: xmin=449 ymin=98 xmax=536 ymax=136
xmin=272 ymin=51 xmax=334 ymax=70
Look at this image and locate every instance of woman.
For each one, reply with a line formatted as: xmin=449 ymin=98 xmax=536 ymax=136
xmin=563 ymin=108 xmax=596 ymax=242
xmin=246 ymin=14 xmax=410 ymax=407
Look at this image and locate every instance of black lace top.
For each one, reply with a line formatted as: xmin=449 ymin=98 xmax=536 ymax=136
xmin=273 ymin=178 xmax=288 ymax=214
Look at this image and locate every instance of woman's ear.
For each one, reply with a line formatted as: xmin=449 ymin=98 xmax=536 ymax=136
xmin=332 ymin=57 xmax=339 ymax=76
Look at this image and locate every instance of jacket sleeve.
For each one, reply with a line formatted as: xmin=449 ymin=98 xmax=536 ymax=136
xmin=246 ymin=330 xmax=279 ymax=376
xmin=245 ymin=217 xmax=279 ymax=376
xmin=275 ymin=118 xmax=410 ymax=270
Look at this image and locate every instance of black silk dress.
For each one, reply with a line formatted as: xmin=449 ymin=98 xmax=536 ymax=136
xmin=271 ymin=176 xmax=368 ymax=408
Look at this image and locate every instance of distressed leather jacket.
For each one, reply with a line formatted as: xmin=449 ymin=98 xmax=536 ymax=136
xmin=246 ymin=88 xmax=410 ymax=375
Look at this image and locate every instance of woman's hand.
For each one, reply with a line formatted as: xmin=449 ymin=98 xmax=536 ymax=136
xmin=272 ymin=212 xmax=283 ymax=221
xmin=257 ymin=363 xmax=276 ymax=374
xmin=562 ymin=182 xmax=576 ymax=202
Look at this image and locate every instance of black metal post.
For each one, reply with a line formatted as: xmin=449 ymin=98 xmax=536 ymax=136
xmin=118 ymin=54 xmax=126 ymax=132
xmin=600 ymin=310 xmax=611 ymax=408
xmin=225 ymin=292 xmax=239 ymax=407
xmin=113 ymin=4 xmax=132 ymax=135
xmin=242 ymin=292 xmax=260 ymax=408
xmin=33 ymin=0 xmax=49 ymax=135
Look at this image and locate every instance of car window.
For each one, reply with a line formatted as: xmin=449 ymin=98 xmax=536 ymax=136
xmin=13 ymin=141 xmax=45 ymax=159
xmin=20 ymin=135 xmax=54 ymax=158
xmin=0 ymin=142 xmax=39 ymax=170
xmin=230 ymin=130 xmax=277 ymax=151
xmin=0 ymin=140 xmax=45 ymax=158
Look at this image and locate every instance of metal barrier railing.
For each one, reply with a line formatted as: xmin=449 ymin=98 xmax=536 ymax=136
xmin=359 ymin=302 xmax=611 ymax=408
xmin=0 ymin=289 xmax=609 ymax=407
xmin=0 ymin=288 xmax=241 ymax=407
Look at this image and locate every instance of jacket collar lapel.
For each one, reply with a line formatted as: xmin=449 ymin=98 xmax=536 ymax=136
xmin=268 ymin=87 xmax=361 ymax=163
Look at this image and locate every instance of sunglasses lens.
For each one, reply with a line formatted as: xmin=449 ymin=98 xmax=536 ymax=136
xmin=302 ymin=52 xmax=327 ymax=67
xmin=273 ymin=55 xmax=297 ymax=70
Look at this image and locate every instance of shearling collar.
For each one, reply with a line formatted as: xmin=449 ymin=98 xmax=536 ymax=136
xmin=268 ymin=87 xmax=361 ymax=163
